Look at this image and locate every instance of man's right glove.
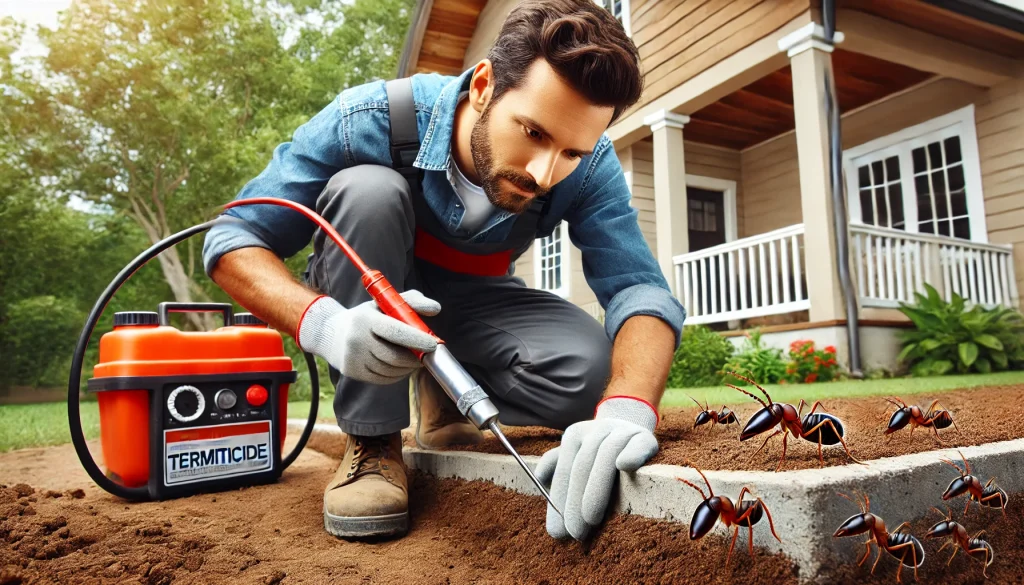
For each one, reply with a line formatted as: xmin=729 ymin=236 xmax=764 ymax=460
xmin=296 ymin=290 xmax=441 ymax=385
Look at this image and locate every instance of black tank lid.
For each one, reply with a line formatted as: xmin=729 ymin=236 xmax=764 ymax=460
xmin=113 ymin=311 xmax=160 ymax=327
xmin=233 ymin=313 xmax=267 ymax=327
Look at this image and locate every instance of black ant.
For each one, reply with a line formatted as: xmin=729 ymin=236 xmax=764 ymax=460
xmin=924 ymin=506 xmax=994 ymax=579
xmin=725 ymin=371 xmax=864 ymax=471
xmin=833 ymin=491 xmax=925 ymax=583
xmin=883 ymin=397 xmax=960 ymax=443
xmin=940 ymin=449 xmax=1008 ymax=518
xmin=676 ymin=463 xmax=781 ymax=565
xmin=686 ymin=395 xmax=739 ymax=431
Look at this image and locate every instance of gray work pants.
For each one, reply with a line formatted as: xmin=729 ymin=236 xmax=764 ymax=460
xmin=306 ymin=165 xmax=612 ymax=436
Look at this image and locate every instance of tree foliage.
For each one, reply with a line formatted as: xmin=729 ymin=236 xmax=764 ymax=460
xmin=1 ymin=0 xmax=413 ymax=389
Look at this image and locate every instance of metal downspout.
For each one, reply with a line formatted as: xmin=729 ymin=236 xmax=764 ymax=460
xmin=822 ymin=0 xmax=863 ymax=377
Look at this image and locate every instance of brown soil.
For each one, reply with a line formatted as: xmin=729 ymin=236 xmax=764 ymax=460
xmin=427 ymin=384 xmax=1024 ymax=472
xmin=1 ymin=437 xmax=1023 ymax=584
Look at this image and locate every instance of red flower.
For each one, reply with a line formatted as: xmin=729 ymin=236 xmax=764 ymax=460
xmin=805 ymin=373 xmax=818 ymax=383
xmin=824 ymin=345 xmax=836 ymax=354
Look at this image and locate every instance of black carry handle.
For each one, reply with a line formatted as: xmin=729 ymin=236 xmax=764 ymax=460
xmin=158 ymin=302 xmax=233 ymax=327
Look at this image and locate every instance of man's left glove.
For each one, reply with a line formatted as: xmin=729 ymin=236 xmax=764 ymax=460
xmin=534 ymin=396 xmax=659 ymax=541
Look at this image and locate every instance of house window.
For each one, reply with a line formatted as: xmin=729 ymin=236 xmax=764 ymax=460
xmin=844 ymin=105 xmax=987 ymax=243
xmin=594 ymin=0 xmax=631 ymax=36
xmin=534 ymin=221 xmax=570 ymax=298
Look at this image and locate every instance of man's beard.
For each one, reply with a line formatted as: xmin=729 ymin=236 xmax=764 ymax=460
xmin=470 ymin=106 xmax=548 ymax=214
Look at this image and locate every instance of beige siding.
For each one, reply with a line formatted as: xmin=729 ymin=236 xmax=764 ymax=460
xmin=462 ymin=0 xmax=518 ymax=67
xmin=739 ymin=133 xmax=801 ymax=235
xmin=630 ymin=0 xmax=809 ymax=113
xmin=977 ymin=72 xmax=1024 ymax=308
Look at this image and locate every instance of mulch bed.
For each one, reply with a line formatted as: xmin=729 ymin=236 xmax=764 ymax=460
xmin=427 ymin=384 xmax=1024 ymax=472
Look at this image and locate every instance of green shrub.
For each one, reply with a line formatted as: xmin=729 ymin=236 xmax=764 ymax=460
xmin=668 ymin=325 xmax=734 ymax=388
xmin=897 ymin=283 xmax=1024 ymax=376
xmin=0 ymin=296 xmax=85 ymax=388
xmin=721 ymin=329 xmax=788 ymax=385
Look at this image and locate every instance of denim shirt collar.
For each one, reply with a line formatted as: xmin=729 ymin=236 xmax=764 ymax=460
xmin=414 ymin=67 xmax=474 ymax=172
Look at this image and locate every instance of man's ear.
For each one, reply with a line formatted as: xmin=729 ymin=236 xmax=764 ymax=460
xmin=468 ymin=59 xmax=494 ymax=114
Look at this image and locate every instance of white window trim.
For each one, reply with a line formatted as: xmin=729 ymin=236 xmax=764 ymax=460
xmin=593 ymin=0 xmax=631 ymax=36
xmin=842 ymin=105 xmax=987 ymax=243
xmin=685 ymin=174 xmax=738 ymax=243
xmin=533 ymin=221 xmax=571 ymax=299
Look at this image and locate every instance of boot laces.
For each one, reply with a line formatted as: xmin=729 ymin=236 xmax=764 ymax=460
xmin=349 ymin=435 xmax=391 ymax=480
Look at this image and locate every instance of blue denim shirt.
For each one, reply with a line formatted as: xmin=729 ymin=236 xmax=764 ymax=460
xmin=202 ymin=68 xmax=687 ymax=345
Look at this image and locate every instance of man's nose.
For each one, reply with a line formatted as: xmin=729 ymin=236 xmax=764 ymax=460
xmin=525 ymin=152 xmax=559 ymax=191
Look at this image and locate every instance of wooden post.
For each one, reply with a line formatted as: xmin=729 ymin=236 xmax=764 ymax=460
xmin=780 ymin=23 xmax=847 ymax=323
xmin=644 ymin=110 xmax=690 ymax=295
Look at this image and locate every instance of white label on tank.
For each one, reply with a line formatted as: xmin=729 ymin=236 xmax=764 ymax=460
xmin=163 ymin=420 xmax=272 ymax=486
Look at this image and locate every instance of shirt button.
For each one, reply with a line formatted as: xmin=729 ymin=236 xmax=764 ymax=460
xmin=455 ymin=204 xmax=461 ymax=208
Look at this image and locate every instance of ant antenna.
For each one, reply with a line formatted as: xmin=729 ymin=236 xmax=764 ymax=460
xmin=957 ymin=449 xmax=971 ymax=475
xmin=677 ymin=478 xmax=707 ymax=500
xmin=726 ymin=371 xmax=773 ymax=405
xmin=837 ymin=492 xmax=865 ymax=514
xmin=939 ymin=457 xmax=965 ymax=476
xmin=681 ymin=461 xmax=715 ymax=498
xmin=687 ymin=395 xmax=705 ymax=411
xmin=725 ymin=383 xmax=768 ymax=409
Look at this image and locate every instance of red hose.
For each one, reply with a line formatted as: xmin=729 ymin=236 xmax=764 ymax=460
xmin=222 ymin=197 xmax=439 ymax=357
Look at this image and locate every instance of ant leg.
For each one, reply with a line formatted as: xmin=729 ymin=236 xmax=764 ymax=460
xmin=963 ymin=498 xmax=971 ymax=518
xmin=871 ymin=538 xmax=884 ymax=575
xmin=857 ymin=540 xmax=872 ymax=566
xmin=756 ymin=498 xmax=782 ymax=543
xmin=803 ymin=419 xmax=866 ymax=465
xmin=807 ymin=401 xmax=824 ymax=416
xmin=818 ymin=436 xmax=824 ymax=467
xmin=946 ymin=545 xmax=959 ymax=566
xmin=967 ymin=545 xmax=991 ymax=578
xmin=890 ymin=521 xmax=910 ymax=534
xmin=748 ymin=522 xmax=755 ymax=560
xmin=749 ymin=430 xmax=783 ymax=462
xmin=726 ymin=525 xmax=740 ymax=566
xmin=775 ymin=433 xmax=789 ymax=472
xmin=797 ymin=399 xmax=807 ymax=418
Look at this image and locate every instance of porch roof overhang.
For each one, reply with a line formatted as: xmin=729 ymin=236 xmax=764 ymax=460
xmin=608 ymin=1 xmax=1023 ymax=151
xmin=397 ymin=0 xmax=487 ymax=78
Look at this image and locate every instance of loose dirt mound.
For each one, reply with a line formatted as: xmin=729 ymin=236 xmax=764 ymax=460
xmin=429 ymin=385 xmax=1024 ymax=472
xmin=2 ymin=439 xmax=1022 ymax=583
xmin=0 ymin=443 xmax=797 ymax=585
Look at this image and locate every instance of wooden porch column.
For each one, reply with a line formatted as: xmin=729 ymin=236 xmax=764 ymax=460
xmin=780 ymin=24 xmax=846 ymax=322
xmin=643 ymin=110 xmax=690 ymax=293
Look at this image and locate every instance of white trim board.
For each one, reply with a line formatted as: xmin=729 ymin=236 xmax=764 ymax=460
xmin=685 ymin=174 xmax=738 ymax=243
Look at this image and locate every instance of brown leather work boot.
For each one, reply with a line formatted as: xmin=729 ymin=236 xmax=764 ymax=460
xmin=413 ymin=368 xmax=483 ymax=450
xmin=323 ymin=432 xmax=408 ymax=539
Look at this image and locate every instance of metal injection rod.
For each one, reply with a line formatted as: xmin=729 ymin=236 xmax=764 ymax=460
xmin=422 ymin=346 xmax=562 ymax=518
xmin=222 ymin=197 xmax=562 ymax=519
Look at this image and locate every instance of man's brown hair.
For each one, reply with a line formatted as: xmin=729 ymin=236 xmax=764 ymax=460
xmin=486 ymin=0 xmax=643 ymax=124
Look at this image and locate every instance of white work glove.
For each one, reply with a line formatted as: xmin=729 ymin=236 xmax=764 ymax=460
xmin=297 ymin=291 xmax=440 ymax=385
xmin=534 ymin=396 xmax=659 ymax=541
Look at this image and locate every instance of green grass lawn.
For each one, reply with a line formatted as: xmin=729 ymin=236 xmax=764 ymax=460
xmin=661 ymin=370 xmax=1024 ymax=409
xmin=3 ymin=371 xmax=1022 ymax=453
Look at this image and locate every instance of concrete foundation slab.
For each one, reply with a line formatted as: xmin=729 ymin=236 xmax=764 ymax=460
xmin=288 ymin=419 xmax=1024 ymax=582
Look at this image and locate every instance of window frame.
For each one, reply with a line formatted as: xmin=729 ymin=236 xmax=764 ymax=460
xmin=533 ymin=220 xmax=571 ymax=299
xmin=842 ymin=105 xmax=987 ymax=243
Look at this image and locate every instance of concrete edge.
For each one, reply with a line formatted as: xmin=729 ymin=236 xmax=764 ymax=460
xmin=287 ymin=419 xmax=1024 ymax=581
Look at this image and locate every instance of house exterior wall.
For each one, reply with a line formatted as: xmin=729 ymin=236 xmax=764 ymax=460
xmin=737 ymin=75 xmax=1024 ymax=309
xmin=629 ymin=0 xmax=809 ymax=113
xmin=462 ymin=0 xmax=519 ymax=68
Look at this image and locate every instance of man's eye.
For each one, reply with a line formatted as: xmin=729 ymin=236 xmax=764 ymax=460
xmin=565 ymin=152 xmax=581 ymax=161
xmin=524 ymin=126 xmax=542 ymax=140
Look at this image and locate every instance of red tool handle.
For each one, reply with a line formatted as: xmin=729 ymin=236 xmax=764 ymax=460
xmin=222 ymin=197 xmax=440 ymax=359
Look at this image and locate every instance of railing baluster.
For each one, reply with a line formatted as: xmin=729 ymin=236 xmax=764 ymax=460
xmin=967 ymin=249 xmax=979 ymax=302
xmin=982 ymin=251 xmax=993 ymax=306
xmin=884 ymin=236 xmax=895 ymax=302
xmin=781 ymin=236 xmax=791 ymax=303
xmin=749 ymin=246 xmax=758 ymax=308
xmin=769 ymin=240 xmax=779 ymax=306
xmin=790 ymin=235 xmax=798 ymax=301
xmin=990 ymin=251 xmax=1002 ymax=306
xmin=941 ymin=245 xmax=952 ymax=301
xmin=702 ymin=257 xmax=710 ymax=317
xmin=739 ymin=246 xmax=748 ymax=310
xmin=854 ymin=233 xmax=864 ymax=301
xmin=729 ymin=250 xmax=738 ymax=314
xmin=710 ymin=254 xmax=719 ymax=315
xmin=914 ymin=241 xmax=924 ymax=298
xmin=759 ymin=242 xmax=768 ymax=309
xmin=866 ymin=235 xmax=876 ymax=299
xmin=894 ymin=237 xmax=906 ymax=302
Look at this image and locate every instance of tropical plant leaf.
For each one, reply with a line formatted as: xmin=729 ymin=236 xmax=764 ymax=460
xmin=958 ymin=342 xmax=979 ymax=367
xmin=975 ymin=357 xmax=992 ymax=373
xmin=974 ymin=334 xmax=1003 ymax=351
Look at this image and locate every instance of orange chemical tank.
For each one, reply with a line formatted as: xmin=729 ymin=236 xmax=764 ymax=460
xmin=87 ymin=304 xmax=296 ymax=497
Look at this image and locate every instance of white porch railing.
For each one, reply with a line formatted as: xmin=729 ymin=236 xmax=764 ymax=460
xmin=850 ymin=224 xmax=1020 ymax=309
xmin=672 ymin=224 xmax=809 ymax=325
